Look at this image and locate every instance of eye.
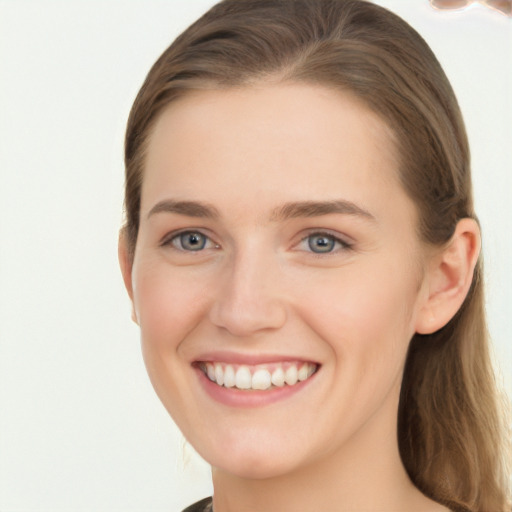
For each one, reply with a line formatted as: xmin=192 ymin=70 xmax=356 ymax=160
xmin=300 ymin=232 xmax=351 ymax=254
xmin=164 ymin=231 xmax=216 ymax=252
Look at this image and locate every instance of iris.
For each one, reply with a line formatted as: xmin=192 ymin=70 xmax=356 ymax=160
xmin=179 ymin=232 xmax=207 ymax=251
xmin=307 ymin=234 xmax=336 ymax=253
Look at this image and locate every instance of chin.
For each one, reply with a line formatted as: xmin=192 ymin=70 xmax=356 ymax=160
xmin=214 ymin=455 xmax=297 ymax=480
xmin=202 ymin=434 xmax=313 ymax=480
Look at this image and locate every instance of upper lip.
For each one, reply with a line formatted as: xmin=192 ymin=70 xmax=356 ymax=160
xmin=192 ymin=350 xmax=319 ymax=366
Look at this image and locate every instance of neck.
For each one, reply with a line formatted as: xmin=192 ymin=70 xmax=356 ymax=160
xmin=210 ymin=395 xmax=447 ymax=512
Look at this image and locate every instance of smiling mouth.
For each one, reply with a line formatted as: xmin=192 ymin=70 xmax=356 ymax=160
xmin=197 ymin=361 xmax=319 ymax=391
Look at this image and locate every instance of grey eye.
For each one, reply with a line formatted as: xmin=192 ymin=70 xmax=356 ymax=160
xmin=307 ymin=234 xmax=336 ymax=253
xmin=179 ymin=232 xmax=208 ymax=251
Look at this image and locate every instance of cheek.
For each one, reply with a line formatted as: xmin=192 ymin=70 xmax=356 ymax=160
xmin=275 ymin=260 xmax=424 ymax=457
xmin=131 ymin=260 xmax=213 ymax=426
xmin=133 ymin=260 xmax=211 ymax=353
xmin=295 ymin=260 xmax=421 ymax=367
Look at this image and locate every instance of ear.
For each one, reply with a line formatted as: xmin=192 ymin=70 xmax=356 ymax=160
xmin=118 ymin=229 xmax=139 ymax=325
xmin=415 ymin=218 xmax=481 ymax=335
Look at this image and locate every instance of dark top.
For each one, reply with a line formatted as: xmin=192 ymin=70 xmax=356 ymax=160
xmin=181 ymin=497 xmax=213 ymax=512
xmin=182 ymin=498 xmax=451 ymax=512
xmin=181 ymin=495 xmax=456 ymax=511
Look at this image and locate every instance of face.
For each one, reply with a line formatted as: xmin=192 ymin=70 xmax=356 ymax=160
xmin=124 ymin=83 xmax=432 ymax=479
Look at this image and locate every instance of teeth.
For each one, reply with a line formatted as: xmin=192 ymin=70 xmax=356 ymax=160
xmin=252 ymin=369 xmax=272 ymax=390
xmin=271 ymin=367 xmax=285 ymax=387
xmin=207 ymin=364 xmax=215 ymax=382
xmin=214 ymin=363 xmax=224 ymax=386
xmin=297 ymin=364 xmax=309 ymax=381
xmin=235 ymin=366 xmax=252 ymax=389
xmin=285 ymin=365 xmax=298 ymax=386
xmin=202 ymin=362 xmax=317 ymax=391
xmin=223 ymin=365 xmax=236 ymax=388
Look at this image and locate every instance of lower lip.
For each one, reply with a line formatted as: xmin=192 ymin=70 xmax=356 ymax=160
xmin=195 ymin=367 xmax=318 ymax=408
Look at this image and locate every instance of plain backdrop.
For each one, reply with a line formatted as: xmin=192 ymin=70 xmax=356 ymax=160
xmin=0 ymin=1 xmax=510 ymax=510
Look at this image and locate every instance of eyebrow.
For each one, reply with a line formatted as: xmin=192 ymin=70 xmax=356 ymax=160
xmin=270 ymin=200 xmax=376 ymax=222
xmin=147 ymin=199 xmax=220 ymax=220
xmin=146 ymin=198 xmax=375 ymax=222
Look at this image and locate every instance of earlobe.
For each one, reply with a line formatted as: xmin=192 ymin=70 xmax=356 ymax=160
xmin=415 ymin=218 xmax=481 ymax=335
xmin=118 ymin=229 xmax=139 ymax=325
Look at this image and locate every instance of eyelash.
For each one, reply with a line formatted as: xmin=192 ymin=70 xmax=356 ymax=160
xmin=161 ymin=229 xmax=352 ymax=255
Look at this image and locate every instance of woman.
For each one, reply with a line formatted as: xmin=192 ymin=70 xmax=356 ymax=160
xmin=118 ymin=0 xmax=511 ymax=510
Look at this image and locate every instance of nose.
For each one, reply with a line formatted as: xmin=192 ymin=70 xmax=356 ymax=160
xmin=208 ymin=247 xmax=287 ymax=337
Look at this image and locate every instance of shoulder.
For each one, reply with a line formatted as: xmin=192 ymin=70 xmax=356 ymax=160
xmin=181 ymin=496 xmax=213 ymax=512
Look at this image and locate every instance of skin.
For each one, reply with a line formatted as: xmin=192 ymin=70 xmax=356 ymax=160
xmin=119 ymin=83 xmax=480 ymax=512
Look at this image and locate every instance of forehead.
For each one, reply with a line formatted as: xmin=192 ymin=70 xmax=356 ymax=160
xmin=142 ymin=83 xmax=414 ymax=228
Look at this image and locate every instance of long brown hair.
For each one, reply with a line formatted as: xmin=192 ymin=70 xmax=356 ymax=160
xmin=123 ymin=1 xmax=511 ymax=510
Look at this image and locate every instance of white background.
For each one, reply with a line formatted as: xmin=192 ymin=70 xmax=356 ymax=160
xmin=0 ymin=1 xmax=510 ymax=510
